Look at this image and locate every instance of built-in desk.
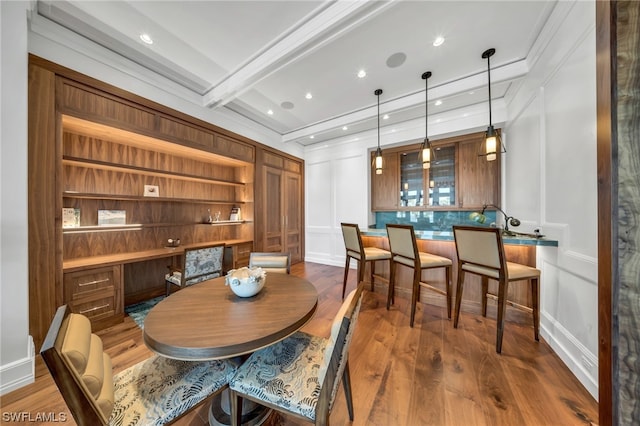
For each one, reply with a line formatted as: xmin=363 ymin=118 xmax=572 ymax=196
xmin=62 ymin=239 xmax=253 ymax=330
xmin=359 ymin=228 xmax=557 ymax=320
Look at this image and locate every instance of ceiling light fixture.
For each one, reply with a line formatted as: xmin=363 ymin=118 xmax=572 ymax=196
xmin=357 ymin=69 xmax=367 ymax=78
xmin=342 ymin=126 xmax=348 ymax=130
xmin=481 ymin=48 xmax=506 ymax=161
xmin=139 ymin=33 xmax=153 ymax=45
xmin=420 ymin=71 xmax=434 ymax=170
xmin=435 ymin=99 xmax=443 ymax=106
xmin=383 ymin=114 xmax=389 ymax=120
xmin=267 ymin=109 xmax=273 ymax=115
xmin=433 ymin=36 xmax=445 ymax=47
xmin=373 ymin=89 xmax=383 ymax=175
xmin=305 ymin=92 xmax=313 ymax=100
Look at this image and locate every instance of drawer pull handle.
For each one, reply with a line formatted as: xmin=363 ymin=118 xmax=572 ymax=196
xmin=79 ymin=304 xmax=109 ymax=314
xmin=78 ymin=278 xmax=110 ymax=287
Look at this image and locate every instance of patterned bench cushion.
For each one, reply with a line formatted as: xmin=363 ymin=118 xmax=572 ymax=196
xmin=110 ymin=356 xmax=237 ymax=426
xmin=229 ymin=332 xmax=329 ymax=421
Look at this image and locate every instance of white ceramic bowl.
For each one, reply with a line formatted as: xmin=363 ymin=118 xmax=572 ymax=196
xmin=225 ymin=267 xmax=266 ymax=297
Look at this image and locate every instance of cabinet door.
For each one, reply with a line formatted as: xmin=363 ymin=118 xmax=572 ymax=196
xmin=284 ymin=171 xmax=303 ymax=263
xmin=263 ymin=166 xmax=285 ymax=252
xmin=371 ymin=151 xmax=399 ymax=210
xmin=458 ymin=138 xmax=501 ymax=208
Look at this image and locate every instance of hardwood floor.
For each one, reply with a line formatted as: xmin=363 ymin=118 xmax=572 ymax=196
xmin=1 ymin=262 xmax=598 ymax=425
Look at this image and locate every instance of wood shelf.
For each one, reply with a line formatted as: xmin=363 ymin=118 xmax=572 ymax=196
xmin=63 ymin=191 xmax=246 ymax=205
xmin=62 ymin=220 xmax=250 ymax=234
xmin=63 ymin=156 xmax=246 ymax=187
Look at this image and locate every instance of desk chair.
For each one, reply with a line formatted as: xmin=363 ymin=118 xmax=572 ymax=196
xmin=249 ymin=252 xmax=291 ymax=274
xmin=340 ymin=222 xmax=390 ymax=299
xmin=165 ymin=242 xmax=225 ymax=296
xmin=452 ymin=225 xmax=541 ymax=353
xmin=40 ymin=305 xmax=237 ymax=426
xmin=229 ymin=283 xmax=364 ymax=426
xmin=386 ymin=224 xmax=452 ymax=327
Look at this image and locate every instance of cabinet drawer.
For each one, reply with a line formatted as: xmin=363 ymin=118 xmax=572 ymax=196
xmin=69 ymin=294 xmax=117 ymax=322
xmin=65 ymin=266 xmax=120 ymax=300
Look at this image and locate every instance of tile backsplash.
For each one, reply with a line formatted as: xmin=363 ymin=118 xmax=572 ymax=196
xmin=374 ymin=210 xmax=498 ymax=232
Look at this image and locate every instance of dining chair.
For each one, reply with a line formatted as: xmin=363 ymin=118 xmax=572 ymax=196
xmin=40 ymin=305 xmax=237 ymax=426
xmin=165 ymin=242 xmax=225 ymax=296
xmin=452 ymin=225 xmax=541 ymax=353
xmin=340 ymin=222 xmax=390 ymax=299
xmin=386 ymin=224 xmax=452 ymax=327
xmin=248 ymin=251 xmax=291 ymax=274
xmin=229 ymin=282 xmax=365 ymax=426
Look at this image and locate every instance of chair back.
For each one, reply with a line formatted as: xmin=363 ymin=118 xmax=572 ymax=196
xmin=452 ymin=226 xmax=507 ymax=277
xmin=386 ymin=224 xmax=418 ymax=264
xmin=341 ymin=223 xmax=364 ymax=259
xmin=40 ymin=305 xmax=111 ymax=425
xmin=317 ymin=282 xmax=364 ymax=418
xmin=249 ymin=252 xmax=291 ymax=274
xmin=182 ymin=242 xmax=225 ymax=285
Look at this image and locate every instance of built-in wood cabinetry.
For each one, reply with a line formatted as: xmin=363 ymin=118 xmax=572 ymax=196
xmin=28 ymin=56 xmax=302 ymax=353
xmin=371 ymin=131 xmax=500 ymax=211
xmin=255 ymin=150 xmax=304 ymax=264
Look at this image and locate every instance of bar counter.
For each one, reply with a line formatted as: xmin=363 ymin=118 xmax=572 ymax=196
xmin=358 ymin=227 xmax=557 ymax=321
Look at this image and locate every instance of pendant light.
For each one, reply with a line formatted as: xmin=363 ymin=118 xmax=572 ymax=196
xmin=420 ymin=71 xmax=434 ymax=169
xmin=481 ymin=48 xmax=505 ymax=161
xmin=373 ymin=89 xmax=383 ymax=175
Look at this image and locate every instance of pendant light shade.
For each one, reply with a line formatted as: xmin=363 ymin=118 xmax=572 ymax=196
xmin=420 ymin=71 xmax=434 ymax=169
xmin=374 ymin=89 xmax=383 ymax=175
xmin=481 ymin=48 xmax=505 ymax=161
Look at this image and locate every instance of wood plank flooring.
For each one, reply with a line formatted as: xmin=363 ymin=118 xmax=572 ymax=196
xmin=0 ymin=261 xmax=598 ymax=425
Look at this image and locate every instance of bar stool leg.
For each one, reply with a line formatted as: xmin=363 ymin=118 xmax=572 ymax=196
xmin=453 ymin=268 xmax=464 ymax=328
xmin=370 ymin=261 xmax=375 ymax=291
xmin=532 ymin=277 xmax=540 ymax=341
xmin=387 ymin=261 xmax=396 ymax=310
xmin=481 ymin=276 xmax=489 ymax=317
xmin=410 ymin=267 xmax=420 ymax=327
xmin=342 ymin=255 xmax=351 ymax=299
xmin=496 ymin=278 xmax=508 ymax=353
xmin=445 ymin=265 xmax=452 ymax=319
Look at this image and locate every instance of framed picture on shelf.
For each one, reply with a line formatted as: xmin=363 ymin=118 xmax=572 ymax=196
xmin=98 ymin=210 xmax=126 ymax=226
xmin=143 ymin=184 xmax=160 ymax=197
xmin=62 ymin=208 xmax=80 ymax=228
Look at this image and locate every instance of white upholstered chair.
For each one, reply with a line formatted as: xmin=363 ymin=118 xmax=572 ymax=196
xmin=340 ymin=222 xmax=390 ymax=299
xmin=229 ymin=283 xmax=365 ymax=426
xmin=40 ymin=305 xmax=237 ymax=425
xmin=248 ymin=252 xmax=291 ymax=274
xmin=386 ymin=224 xmax=452 ymax=327
xmin=165 ymin=242 xmax=225 ymax=296
xmin=452 ymin=225 xmax=541 ymax=353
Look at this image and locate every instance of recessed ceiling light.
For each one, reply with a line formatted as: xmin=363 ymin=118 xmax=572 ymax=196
xmin=139 ymin=33 xmax=153 ymax=45
xmin=383 ymin=114 xmax=389 ymax=120
xmin=468 ymin=91 xmax=475 ymax=95
xmin=436 ymin=118 xmax=441 ymax=123
xmin=357 ymin=69 xmax=367 ymax=78
xmin=435 ymin=99 xmax=443 ymax=106
xmin=305 ymin=92 xmax=313 ymax=100
xmin=267 ymin=109 xmax=274 ymax=115
xmin=433 ymin=36 xmax=445 ymax=47
xmin=342 ymin=126 xmax=348 ymax=130
xmin=309 ymin=135 xmax=314 ymax=139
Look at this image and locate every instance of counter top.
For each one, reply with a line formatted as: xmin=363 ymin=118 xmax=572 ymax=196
xmin=362 ymin=228 xmax=558 ymax=247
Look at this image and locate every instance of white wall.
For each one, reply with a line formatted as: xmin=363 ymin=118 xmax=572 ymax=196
xmin=304 ymin=0 xmax=598 ymax=399
xmin=1 ymin=1 xmax=33 ymax=395
xmin=505 ymin=0 xmax=598 ymax=398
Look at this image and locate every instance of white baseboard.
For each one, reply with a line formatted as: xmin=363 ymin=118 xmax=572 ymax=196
xmin=0 ymin=337 xmax=35 ymax=396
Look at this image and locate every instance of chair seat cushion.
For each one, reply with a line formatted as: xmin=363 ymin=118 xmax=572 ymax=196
xmin=462 ymin=262 xmax=540 ymax=281
xmin=165 ymin=272 xmax=182 ymax=286
xmin=363 ymin=247 xmax=391 ymax=261
xmin=393 ymin=252 xmax=451 ymax=268
xmin=110 ymin=356 xmax=237 ymax=426
xmin=229 ymin=331 xmax=329 ymax=421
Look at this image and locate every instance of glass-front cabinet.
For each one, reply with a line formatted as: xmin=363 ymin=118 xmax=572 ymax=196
xmin=371 ymin=131 xmax=500 ymax=212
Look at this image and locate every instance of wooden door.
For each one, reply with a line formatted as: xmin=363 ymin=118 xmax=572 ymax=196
xmin=263 ymin=166 xmax=285 ymax=252
xmin=457 ymin=137 xmax=501 ymax=209
xmin=284 ymin=171 xmax=302 ymax=263
xmin=371 ymin=151 xmax=400 ymax=210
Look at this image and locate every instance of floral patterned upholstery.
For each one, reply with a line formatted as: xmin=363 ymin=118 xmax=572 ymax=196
xmin=229 ymin=286 xmax=363 ymax=424
xmin=166 ymin=243 xmax=225 ymax=296
xmin=110 ymin=356 xmax=238 ymax=425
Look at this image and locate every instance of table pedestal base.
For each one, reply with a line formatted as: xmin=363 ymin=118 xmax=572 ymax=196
xmin=209 ymin=389 xmax=271 ymax=426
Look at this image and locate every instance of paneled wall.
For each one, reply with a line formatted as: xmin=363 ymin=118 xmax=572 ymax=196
xmin=304 ymin=0 xmax=599 ymax=399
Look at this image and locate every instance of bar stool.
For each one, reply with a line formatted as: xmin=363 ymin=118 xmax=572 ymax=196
xmin=340 ymin=223 xmax=391 ymax=299
xmin=386 ymin=224 xmax=452 ymax=327
xmin=452 ymin=225 xmax=541 ymax=354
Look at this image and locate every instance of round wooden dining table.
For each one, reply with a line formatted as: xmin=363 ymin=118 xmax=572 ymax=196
xmin=143 ymin=273 xmax=318 ymax=361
